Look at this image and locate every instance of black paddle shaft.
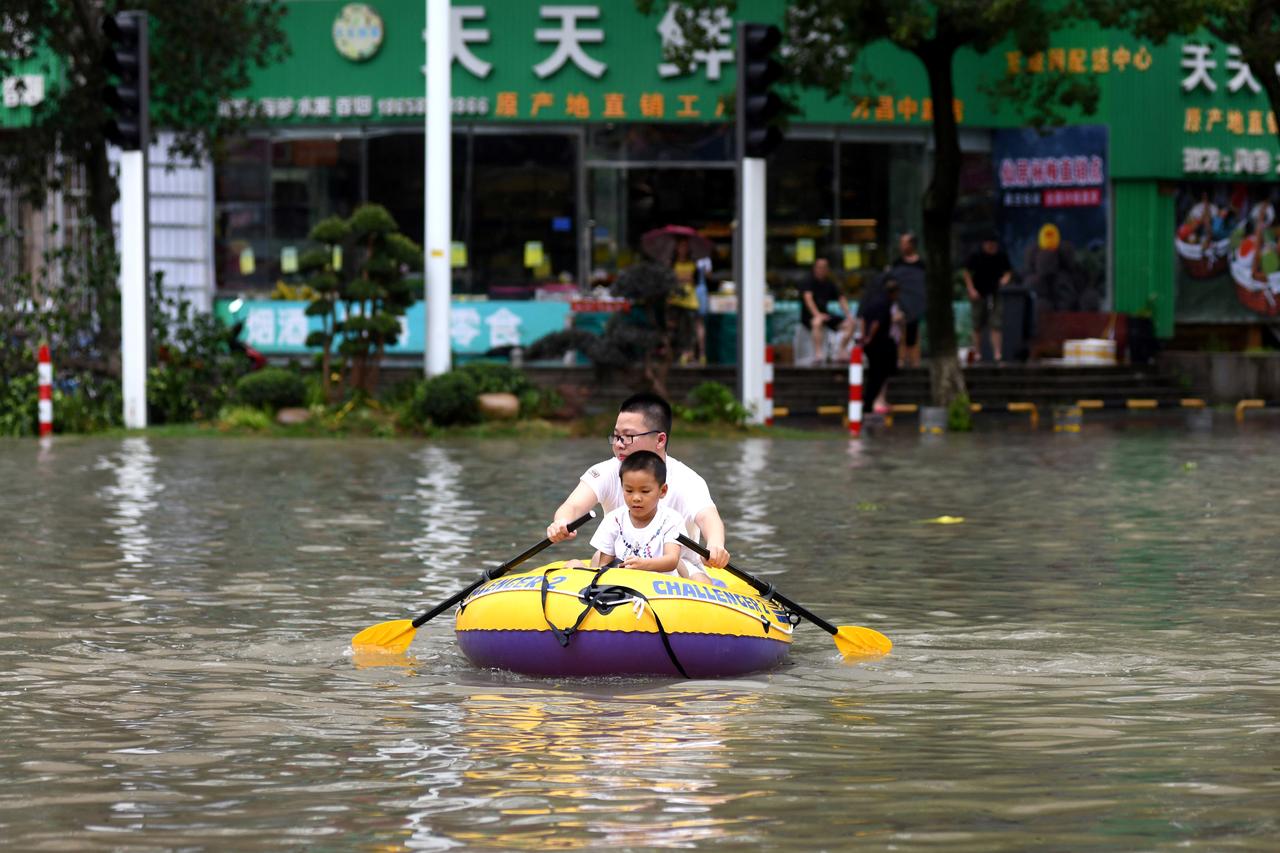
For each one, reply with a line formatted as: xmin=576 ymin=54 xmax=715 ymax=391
xmin=676 ymin=534 xmax=841 ymax=638
xmin=411 ymin=511 xmax=596 ymax=628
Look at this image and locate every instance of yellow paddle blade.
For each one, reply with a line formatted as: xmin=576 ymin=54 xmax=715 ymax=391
xmin=351 ymin=619 xmax=416 ymax=654
xmin=833 ymin=625 xmax=893 ymax=657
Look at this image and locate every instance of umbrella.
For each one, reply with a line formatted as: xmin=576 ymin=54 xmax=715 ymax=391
xmin=641 ymin=225 xmax=713 ymax=265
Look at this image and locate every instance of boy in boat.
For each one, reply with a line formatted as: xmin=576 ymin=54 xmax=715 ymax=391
xmin=564 ymin=451 xmax=711 ymax=582
xmin=546 ymin=391 xmax=730 ymax=571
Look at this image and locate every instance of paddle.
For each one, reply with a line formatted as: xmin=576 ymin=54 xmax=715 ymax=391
xmin=352 ymin=511 xmax=596 ymax=654
xmin=676 ymin=534 xmax=892 ymax=657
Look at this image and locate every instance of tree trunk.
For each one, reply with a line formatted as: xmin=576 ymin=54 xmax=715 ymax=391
xmin=918 ymin=37 xmax=968 ymax=407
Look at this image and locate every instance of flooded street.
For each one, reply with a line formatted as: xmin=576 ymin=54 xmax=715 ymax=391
xmin=1 ymin=427 xmax=1277 ymax=850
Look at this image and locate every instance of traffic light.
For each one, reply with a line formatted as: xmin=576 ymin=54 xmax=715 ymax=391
xmin=101 ymin=11 xmax=149 ymax=151
xmin=738 ymin=23 xmax=784 ymax=159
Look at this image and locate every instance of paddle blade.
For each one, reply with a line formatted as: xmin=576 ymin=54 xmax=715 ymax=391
xmin=352 ymin=619 xmax=417 ymax=654
xmin=833 ymin=625 xmax=892 ymax=657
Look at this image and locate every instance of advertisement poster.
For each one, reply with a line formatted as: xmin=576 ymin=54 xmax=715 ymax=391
xmin=1174 ymin=182 xmax=1280 ymax=321
xmin=993 ymin=125 xmax=1109 ymax=311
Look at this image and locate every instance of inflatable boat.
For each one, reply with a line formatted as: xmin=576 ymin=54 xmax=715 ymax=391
xmin=454 ymin=561 xmax=795 ymax=678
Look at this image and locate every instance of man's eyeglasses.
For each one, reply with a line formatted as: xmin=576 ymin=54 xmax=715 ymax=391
xmin=609 ymin=430 xmax=660 ymax=447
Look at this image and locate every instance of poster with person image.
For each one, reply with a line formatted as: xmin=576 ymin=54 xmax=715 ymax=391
xmin=1174 ymin=182 xmax=1280 ymax=321
xmin=993 ymin=125 xmax=1109 ymax=312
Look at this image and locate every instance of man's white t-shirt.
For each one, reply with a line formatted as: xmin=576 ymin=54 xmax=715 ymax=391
xmin=580 ymin=454 xmax=714 ymax=549
xmin=589 ymin=505 xmax=685 ymax=566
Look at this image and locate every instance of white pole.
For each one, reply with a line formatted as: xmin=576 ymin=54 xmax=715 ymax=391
xmin=120 ymin=149 xmax=147 ymax=429
xmin=424 ymin=0 xmax=452 ymax=377
xmin=739 ymin=156 xmax=767 ymax=423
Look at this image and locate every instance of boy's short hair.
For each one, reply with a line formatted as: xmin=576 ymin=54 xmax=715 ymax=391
xmin=619 ymin=392 xmax=672 ymax=434
xmin=619 ymin=450 xmax=666 ymax=485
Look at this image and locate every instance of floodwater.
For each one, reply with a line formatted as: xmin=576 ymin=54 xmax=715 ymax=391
xmin=1 ymin=422 xmax=1277 ymax=851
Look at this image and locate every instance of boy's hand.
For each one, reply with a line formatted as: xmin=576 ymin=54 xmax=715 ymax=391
xmin=563 ymin=558 xmax=588 ymax=569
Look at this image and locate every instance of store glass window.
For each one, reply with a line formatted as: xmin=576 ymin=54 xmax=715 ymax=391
xmin=214 ymin=138 xmax=270 ymax=290
xmin=766 ymin=139 xmax=836 ymax=297
xmin=469 ymin=133 xmax=577 ymax=298
xmin=587 ymin=123 xmax=733 ymax=163
xmin=366 ymin=130 xmax=467 ymax=290
xmin=269 ymin=138 xmax=361 ymax=283
xmin=588 ymin=166 xmax=734 ymax=282
xmin=837 ymin=140 xmax=924 ymax=297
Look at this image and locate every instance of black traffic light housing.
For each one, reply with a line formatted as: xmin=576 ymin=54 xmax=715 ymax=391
xmin=736 ymin=23 xmax=784 ymax=159
xmin=102 ymin=11 xmax=149 ymax=151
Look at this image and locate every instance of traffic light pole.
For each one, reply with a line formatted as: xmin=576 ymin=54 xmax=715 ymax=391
xmin=109 ymin=9 xmax=150 ymax=430
xmin=737 ymin=156 xmax=767 ymax=425
xmin=120 ymin=148 xmax=148 ymax=429
xmin=735 ymin=22 xmax=779 ymax=426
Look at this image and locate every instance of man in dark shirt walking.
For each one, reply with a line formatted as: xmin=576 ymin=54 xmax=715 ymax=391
xmin=856 ymin=278 xmax=900 ymax=414
xmin=962 ymin=234 xmax=1013 ymax=363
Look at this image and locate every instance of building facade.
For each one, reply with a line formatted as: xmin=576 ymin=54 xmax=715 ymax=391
xmin=8 ymin=1 xmax=1280 ymax=352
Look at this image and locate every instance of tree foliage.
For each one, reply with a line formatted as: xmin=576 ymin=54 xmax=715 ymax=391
xmin=301 ymin=204 xmax=422 ymax=401
xmin=0 ymin=0 xmax=288 ymax=232
xmin=1095 ymin=2 xmax=1280 ymax=150
xmin=526 ymin=262 xmax=683 ymax=397
xmin=641 ymin=0 xmax=1108 ymax=405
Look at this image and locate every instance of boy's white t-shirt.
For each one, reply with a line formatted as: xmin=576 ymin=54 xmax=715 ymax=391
xmin=589 ymin=505 xmax=685 ymax=565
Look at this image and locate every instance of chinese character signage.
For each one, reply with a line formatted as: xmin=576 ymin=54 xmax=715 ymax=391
xmin=215 ymin=298 xmax=571 ymax=355
xmin=229 ymin=0 xmax=1006 ymax=128
xmin=993 ymin=125 xmax=1109 ymax=311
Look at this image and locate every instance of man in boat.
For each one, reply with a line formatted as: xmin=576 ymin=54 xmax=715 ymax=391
xmin=546 ymin=392 xmax=731 ymax=571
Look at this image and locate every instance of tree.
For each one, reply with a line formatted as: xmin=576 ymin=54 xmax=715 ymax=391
xmin=643 ymin=0 xmax=1098 ymax=406
xmin=526 ymin=263 xmax=684 ymax=398
xmin=0 ymin=1 xmax=288 ymax=234
xmin=1099 ymin=2 xmax=1280 ymax=147
xmin=301 ymin=205 xmax=422 ymax=401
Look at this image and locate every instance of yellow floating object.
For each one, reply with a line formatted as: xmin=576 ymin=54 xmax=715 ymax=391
xmin=924 ymin=515 xmax=966 ymax=524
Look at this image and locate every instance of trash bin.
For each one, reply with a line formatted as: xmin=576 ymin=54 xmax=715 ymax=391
xmin=1000 ymin=286 xmax=1035 ymax=363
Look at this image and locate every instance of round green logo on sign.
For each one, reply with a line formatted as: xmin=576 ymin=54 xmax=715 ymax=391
xmin=332 ymin=3 xmax=384 ymax=62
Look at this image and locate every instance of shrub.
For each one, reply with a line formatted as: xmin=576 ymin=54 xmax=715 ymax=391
xmin=947 ymin=393 xmax=973 ymax=432
xmin=234 ymin=368 xmax=307 ymax=411
xmin=219 ymin=405 xmax=273 ymax=431
xmin=414 ymin=369 xmax=480 ymax=426
xmin=675 ymin=381 xmax=750 ymax=425
xmin=55 ymin=379 xmax=123 ymax=433
xmin=0 ymin=371 xmax=37 ymax=436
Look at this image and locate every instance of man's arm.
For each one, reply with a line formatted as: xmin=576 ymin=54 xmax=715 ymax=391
xmin=547 ymin=480 xmax=599 ymax=542
xmin=693 ymin=505 xmax=730 ymax=568
xmin=962 ymin=268 xmax=978 ymax=300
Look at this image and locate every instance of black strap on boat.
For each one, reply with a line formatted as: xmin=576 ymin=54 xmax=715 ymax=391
xmin=539 ymin=567 xmax=690 ymax=679
xmin=540 ymin=565 xmax=606 ymax=647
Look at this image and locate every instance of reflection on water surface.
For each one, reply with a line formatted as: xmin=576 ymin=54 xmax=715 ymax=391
xmin=0 ymin=430 xmax=1277 ymax=850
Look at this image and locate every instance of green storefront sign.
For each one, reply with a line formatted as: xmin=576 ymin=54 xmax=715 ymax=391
xmin=238 ymin=1 xmax=1280 ymax=184
xmin=0 ymin=45 xmax=58 ymax=129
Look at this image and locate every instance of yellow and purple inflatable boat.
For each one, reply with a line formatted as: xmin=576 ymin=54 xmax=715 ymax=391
xmin=455 ymin=561 xmax=794 ymax=678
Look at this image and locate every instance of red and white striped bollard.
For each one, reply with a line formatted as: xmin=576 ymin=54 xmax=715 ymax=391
xmin=37 ymin=343 xmax=53 ymax=437
xmin=847 ymin=344 xmax=863 ymax=437
xmin=763 ymin=344 xmax=775 ymax=426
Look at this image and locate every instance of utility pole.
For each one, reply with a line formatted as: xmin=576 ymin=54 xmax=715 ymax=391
xmin=424 ymin=0 xmax=452 ymax=377
xmin=103 ymin=10 xmax=150 ymax=429
xmin=735 ymin=23 xmax=783 ymax=424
